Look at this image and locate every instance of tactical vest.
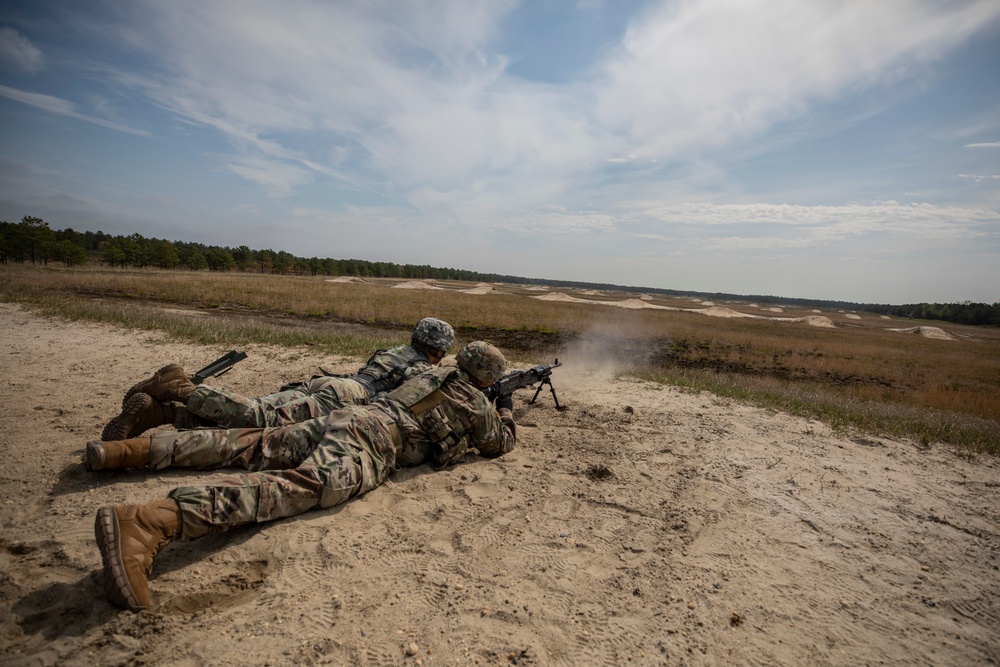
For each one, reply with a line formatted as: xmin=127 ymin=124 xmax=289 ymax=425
xmin=385 ymin=366 xmax=474 ymax=468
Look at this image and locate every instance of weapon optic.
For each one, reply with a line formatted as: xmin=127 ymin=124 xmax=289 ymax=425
xmin=484 ymin=359 xmax=563 ymax=410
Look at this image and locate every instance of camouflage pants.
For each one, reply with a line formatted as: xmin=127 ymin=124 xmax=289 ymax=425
xmin=176 ymin=376 xmax=370 ymax=429
xmin=151 ymin=406 xmax=397 ymax=541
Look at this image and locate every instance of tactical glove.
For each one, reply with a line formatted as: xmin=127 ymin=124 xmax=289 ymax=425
xmin=496 ymin=394 xmax=514 ymax=412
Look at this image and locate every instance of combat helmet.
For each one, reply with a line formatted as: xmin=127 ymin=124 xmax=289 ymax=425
xmin=411 ymin=317 xmax=455 ymax=353
xmin=457 ymin=341 xmax=506 ymax=386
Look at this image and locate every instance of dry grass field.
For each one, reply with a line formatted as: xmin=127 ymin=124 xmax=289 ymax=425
xmin=2 ymin=264 xmax=998 ymax=453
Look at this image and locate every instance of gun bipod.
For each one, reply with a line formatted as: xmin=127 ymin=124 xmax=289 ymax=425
xmin=530 ymin=376 xmax=562 ymax=410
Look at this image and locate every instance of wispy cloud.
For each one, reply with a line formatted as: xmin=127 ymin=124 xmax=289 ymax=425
xmin=0 ymin=27 xmax=44 ymax=73
xmin=557 ymin=199 xmax=999 ymax=262
xmin=489 ymin=208 xmax=618 ymax=234
xmin=965 ymin=142 xmax=1000 ymax=148
xmin=225 ymin=157 xmax=313 ymax=198
xmin=635 ymin=200 xmax=992 ymax=226
xmin=79 ymin=0 xmax=1000 ymax=206
xmin=594 ymin=0 xmax=1000 ymax=159
xmin=0 ymin=84 xmax=150 ymax=136
xmin=630 ymin=200 xmax=995 ymax=239
xmin=958 ymin=173 xmax=1000 ymax=183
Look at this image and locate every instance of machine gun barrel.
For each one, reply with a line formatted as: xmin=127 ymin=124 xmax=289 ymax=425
xmin=484 ymin=359 xmax=562 ymax=409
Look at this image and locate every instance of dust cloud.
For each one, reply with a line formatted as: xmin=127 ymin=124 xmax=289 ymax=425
xmin=549 ymin=326 xmax=653 ymax=389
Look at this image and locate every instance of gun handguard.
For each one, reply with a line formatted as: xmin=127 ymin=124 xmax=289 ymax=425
xmin=191 ymin=350 xmax=248 ymax=386
xmin=484 ymin=359 xmax=562 ymax=409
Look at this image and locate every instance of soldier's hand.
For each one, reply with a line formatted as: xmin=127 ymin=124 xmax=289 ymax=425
xmin=496 ymin=394 xmax=514 ymax=412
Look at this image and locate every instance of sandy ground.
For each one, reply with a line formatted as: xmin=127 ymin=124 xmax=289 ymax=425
xmin=1 ymin=303 xmax=998 ymax=667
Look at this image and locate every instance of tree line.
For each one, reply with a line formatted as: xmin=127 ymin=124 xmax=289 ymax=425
xmin=0 ymin=215 xmax=537 ymax=280
xmin=2 ymin=215 xmax=998 ymax=326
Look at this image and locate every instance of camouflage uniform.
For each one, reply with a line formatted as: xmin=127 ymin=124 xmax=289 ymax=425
xmin=174 ymin=345 xmax=433 ymax=429
xmin=154 ymin=365 xmax=515 ymax=540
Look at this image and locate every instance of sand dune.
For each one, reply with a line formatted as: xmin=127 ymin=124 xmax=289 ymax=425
xmin=888 ymin=326 xmax=956 ymax=340
xmin=803 ymin=315 xmax=837 ymax=328
xmin=392 ymin=280 xmax=443 ymax=290
xmin=532 ymin=294 xmax=845 ymax=327
xmin=612 ymin=298 xmax=662 ymax=309
xmin=533 ymin=291 xmax=584 ymax=302
xmin=698 ymin=306 xmax=758 ymax=319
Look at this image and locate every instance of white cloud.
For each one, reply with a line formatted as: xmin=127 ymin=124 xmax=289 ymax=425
xmin=631 ymin=200 xmax=996 ymax=240
xmin=958 ymin=174 xmax=1000 ymax=183
xmin=591 ymin=200 xmax=998 ymax=262
xmin=226 ymin=157 xmax=313 ymax=198
xmin=965 ymin=142 xmax=1000 ymax=148
xmin=0 ymin=27 xmax=43 ymax=73
xmin=0 ymin=84 xmax=150 ymax=136
xmin=702 ymin=236 xmax=818 ymax=250
xmin=495 ymin=208 xmax=617 ymax=234
xmin=60 ymin=0 xmax=996 ymax=213
xmin=595 ymin=0 xmax=1000 ymax=159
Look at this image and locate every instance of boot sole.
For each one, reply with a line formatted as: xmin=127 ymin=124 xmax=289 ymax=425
xmin=102 ymin=392 xmax=154 ymax=441
xmin=94 ymin=507 xmax=145 ymax=611
xmin=84 ymin=441 xmax=107 ymax=472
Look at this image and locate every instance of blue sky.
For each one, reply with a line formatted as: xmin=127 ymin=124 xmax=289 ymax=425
xmin=1 ymin=1 xmax=998 ymax=304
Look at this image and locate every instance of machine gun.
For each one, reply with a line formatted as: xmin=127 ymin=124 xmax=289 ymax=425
xmin=484 ymin=359 xmax=563 ymax=410
xmin=191 ymin=350 xmax=248 ymax=385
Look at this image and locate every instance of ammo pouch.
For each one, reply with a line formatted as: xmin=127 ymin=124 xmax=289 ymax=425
xmin=422 ymin=402 xmax=474 ymax=469
xmin=385 ymin=367 xmax=472 ymax=468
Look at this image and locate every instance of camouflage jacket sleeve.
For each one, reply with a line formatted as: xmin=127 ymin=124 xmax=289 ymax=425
xmin=485 ymin=408 xmax=517 ymax=458
xmin=441 ymin=377 xmax=516 ymax=458
xmin=357 ymin=344 xmax=432 ymax=393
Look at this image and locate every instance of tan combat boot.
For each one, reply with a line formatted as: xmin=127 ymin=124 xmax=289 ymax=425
xmin=124 ymin=364 xmax=196 ymax=405
xmin=101 ymin=392 xmax=175 ymax=441
xmin=94 ymin=499 xmax=182 ymax=611
xmin=85 ymin=437 xmax=152 ymax=471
